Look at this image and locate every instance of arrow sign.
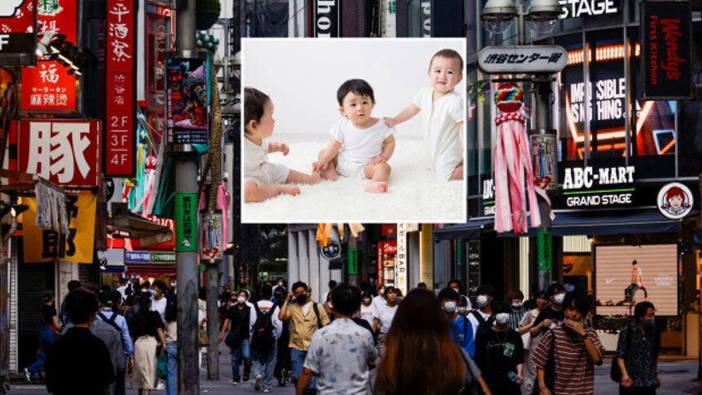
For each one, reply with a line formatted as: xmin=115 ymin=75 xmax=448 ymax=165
xmin=478 ymin=45 xmax=567 ymax=74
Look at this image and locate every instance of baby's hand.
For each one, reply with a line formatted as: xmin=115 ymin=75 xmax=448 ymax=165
xmin=271 ymin=142 xmax=289 ymax=155
xmin=312 ymin=161 xmax=327 ymax=172
xmin=278 ymin=185 xmax=301 ymax=196
xmin=368 ymin=155 xmax=387 ymax=166
xmin=383 ymin=117 xmax=396 ymax=128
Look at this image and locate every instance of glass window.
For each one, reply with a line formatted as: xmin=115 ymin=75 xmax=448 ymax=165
xmin=677 ymin=20 xmax=702 ymax=177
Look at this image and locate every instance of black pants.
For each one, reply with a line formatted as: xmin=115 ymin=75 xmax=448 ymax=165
xmin=114 ymin=369 xmax=126 ymax=395
xmin=620 ymin=386 xmax=656 ymax=395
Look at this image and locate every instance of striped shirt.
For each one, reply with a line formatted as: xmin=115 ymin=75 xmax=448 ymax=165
xmin=531 ymin=325 xmax=604 ymax=395
xmin=508 ymin=306 xmax=527 ymax=331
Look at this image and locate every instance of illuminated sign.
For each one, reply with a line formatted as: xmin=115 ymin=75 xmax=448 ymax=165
xmin=479 ymin=46 xmax=567 ymax=74
xmin=481 ymin=178 xmax=496 ymax=216
xmin=657 ymin=182 xmax=693 ymax=220
xmin=559 ymin=165 xmax=636 ymax=208
xmin=558 ymin=0 xmax=620 ymax=19
xmin=314 ymin=0 xmax=338 ymax=37
xmin=396 ymin=224 xmax=408 ymax=295
xmin=0 ymin=0 xmax=36 ymax=64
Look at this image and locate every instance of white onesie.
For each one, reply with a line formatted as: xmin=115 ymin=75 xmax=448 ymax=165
xmin=330 ymin=118 xmax=395 ymax=178
xmin=243 ymin=137 xmax=290 ymax=186
xmin=412 ymin=87 xmax=464 ymax=180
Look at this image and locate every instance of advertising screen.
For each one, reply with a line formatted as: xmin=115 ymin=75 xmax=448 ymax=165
xmin=595 ymin=244 xmax=677 ymax=316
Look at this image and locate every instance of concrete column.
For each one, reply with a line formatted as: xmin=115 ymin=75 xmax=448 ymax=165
xmin=419 ymin=225 xmax=434 ymax=289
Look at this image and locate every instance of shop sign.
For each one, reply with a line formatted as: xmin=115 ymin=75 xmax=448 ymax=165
xmin=479 ymin=46 xmax=567 ymax=74
xmin=166 ymin=57 xmax=208 ymax=145
xmin=396 ymin=224 xmax=408 ymax=295
xmin=641 ymin=0 xmax=692 ymax=99
xmin=559 ymin=165 xmax=636 ymax=208
xmin=125 ymin=251 xmax=175 ymax=263
xmin=320 ymin=240 xmax=341 ymax=260
xmin=421 ymin=0 xmax=431 ymax=37
xmin=466 ymin=240 xmax=480 ymax=295
xmin=481 ymin=178 xmax=496 ymax=216
xmin=105 ymin=0 xmax=136 ymax=176
xmin=125 ymin=251 xmax=150 ymax=263
xmin=10 ymin=119 xmax=101 ymax=187
xmin=558 ymin=0 xmax=620 ymax=19
xmin=314 ymin=0 xmax=338 ymax=37
xmin=0 ymin=0 xmax=36 ymax=64
xmin=175 ymin=193 xmax=198 ymax=252
xmin=657 ymin=182 xmax=693 ymax=220
xmin=200 ymin=211 xmax=223 ymax=261
xmin=150 ymin=252 xmax=175 ymax=263
xmin=347 ymin=248 xmax=358 ymax=275
xmin=20 ymin=0 xmax=79 ymax=113
xmin=22 ymin=193 xmax=97 ymax=264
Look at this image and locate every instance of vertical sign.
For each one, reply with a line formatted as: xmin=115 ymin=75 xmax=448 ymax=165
xmin=314 ymin=0 xmax=338 ymax=37
xmin=466 ymin=239 xmax=481 ymax=296
xmin=20 ymin=0 xmax=78 ymax=113
xmin=396 ymin=224 xmax=408 ymax=295
xmin=166 ymin=58 xmax=208 ymax=145
xmin=105 ymin=0 xmax=136 ymax=176
xmin=0 ymin=0 xmax=36 ymax=64
xmin=421 ymin=0 xmax=431 ymax=37
xmin=175 ymin=193 xmax=198 ymax=252
xmin=641 ymin=0 xmax=692 ymax=99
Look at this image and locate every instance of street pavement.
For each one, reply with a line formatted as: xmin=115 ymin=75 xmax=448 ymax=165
xmin=9 ymin=346 xmax=702 ymax=394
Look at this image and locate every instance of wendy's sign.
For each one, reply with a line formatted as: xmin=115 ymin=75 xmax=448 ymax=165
xmin=641 ymin=0 xmax=692 ymax=99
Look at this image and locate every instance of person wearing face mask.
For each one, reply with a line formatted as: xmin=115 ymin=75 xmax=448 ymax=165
xmin=507 ymin=290 xmax=528 ymax=331
xmin=467 ymin=284 xmax=496 ymax=351
xmin=278 ymin=281 xmax=329 ymax=394
xmin=218 ymin=290 xmax=257 ymax=385
xmin=615 ymin=301 xmax=660 ymax=395
xmin=518 ymin=291 xmax=548 ymax=395
xmin=149 ymin=281 xmax=168 ymax=323
xmin=372 ymin=287 xmax=400 ymax=356
xmin=439 ymin=288 xmax=475 ymax=358
xmin=359 ymin=291 xmax=377 ymax=328
xmin=372 ymin=285 xmax=386 ymax=308
xmin=448 ymin=279 xmax=473 ymax=314
xmin=531 ymin=291 xmax=603 ymax=395
xmin=529 ymin=284 xmax=566 ymax=340
xmin=475 ymin=301 xmax=524 ymax=395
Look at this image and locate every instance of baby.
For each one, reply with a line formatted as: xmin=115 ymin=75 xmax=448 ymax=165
xmin=314 ymin=79 xmax=396 ymax=193
xmin=385 ymin=49 xmax=465 ymax=181
xmin=243 ymin=87 xmax=321 ymax=203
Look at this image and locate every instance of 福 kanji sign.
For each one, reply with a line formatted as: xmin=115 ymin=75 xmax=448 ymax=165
xmin=9 ymin=119 xmax=101 ymax=187
xmin=478 ymin=46 xmax=567 ymax=74
xmin=105 ymin=0 xmax=136 ymax=176
xmin=0 ymin=0 xmax=36 ymax=65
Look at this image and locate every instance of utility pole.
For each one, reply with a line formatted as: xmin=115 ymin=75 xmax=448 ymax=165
xmin=175 ymin=0 xmax=199 ymax=393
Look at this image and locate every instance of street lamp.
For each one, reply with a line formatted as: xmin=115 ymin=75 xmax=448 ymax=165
xmin=481 ymin=0 xmax=517 ymax=34
xmin=481 ymin=0 xmax=561 ymax=40
xmin=526 ymin=0 xmax=562 ymax=35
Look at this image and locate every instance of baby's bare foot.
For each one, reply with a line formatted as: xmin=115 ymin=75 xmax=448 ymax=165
xmin=364 ymin=181 xmax=388 ymax=193
xmin=279 ymin=185 xmax=301 ymax=196
xmin=310 ymin=172 xmax=322 ymax=184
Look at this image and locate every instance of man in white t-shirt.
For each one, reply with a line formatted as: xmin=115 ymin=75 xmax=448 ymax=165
xmin=385 ymin=49 xmax=465 ymax=181
xmin=115 ymin=278 xmax=128 ymax=301
xmin=150 ymin=281 xmax=168 ymax=322
xmin=372 ymin=287 xmax=399 ymax=356
xmin=314 ymin=79 xmax=396 ymax=193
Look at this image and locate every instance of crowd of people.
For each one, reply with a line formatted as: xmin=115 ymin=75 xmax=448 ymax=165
xmin=26 ymin=276 xmax=663 ymax=395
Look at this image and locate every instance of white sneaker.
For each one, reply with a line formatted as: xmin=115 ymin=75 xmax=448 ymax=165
xmin=23 ymin=368 xmax=31 ymax=383
xmin=263 ymin=389 xmax=271 ymax=393
xmin=231 ymin=379 xmax=240 ymax=385
xmin=155 ymin=380 xmax=166 ymax=390
xmin=254 ymin=375 xmax=262 ymax=391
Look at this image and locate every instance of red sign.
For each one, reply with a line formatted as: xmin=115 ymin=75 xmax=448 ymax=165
xmin=9 ymin=119 xmax=101 ymax=187
xmin=20 ymin=60 xmax=77 ymax=111
xmin=105 ymin=0 xmax=136 ymax=176
xmin=20 ymin=0 xmax=79 ymax=112
xmin=0 ymin=1 xmax=36 ymax=64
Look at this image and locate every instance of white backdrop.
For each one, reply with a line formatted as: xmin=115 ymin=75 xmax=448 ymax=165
xmin=242 ymin=39 xmax=466 ymax=139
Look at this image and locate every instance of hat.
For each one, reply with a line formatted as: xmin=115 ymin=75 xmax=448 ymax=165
xmin=98 ymin=290 xmax=114 ymax=306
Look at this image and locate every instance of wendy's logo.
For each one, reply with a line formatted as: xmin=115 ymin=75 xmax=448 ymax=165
xmin=657 ymin=182 xmax=693 ymax=220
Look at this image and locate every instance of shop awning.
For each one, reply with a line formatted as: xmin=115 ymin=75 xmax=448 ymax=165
xmin=549 ymin=209 xmax=685 ymax=236
xmin=433 ymin=218 xmax=494 ymax=241
xmin=108 ymin=211 xmax=171 ymax=242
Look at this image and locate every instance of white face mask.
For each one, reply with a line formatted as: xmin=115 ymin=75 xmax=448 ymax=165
xmin=496 ymin=313 xmax=510 ymax=325
xmin=443 ymin=301 xmax=457 ymax=314
xmin=451 ymin=287 xmax=461 ymax=294
xmin=512 ymin=300 xmax=523 ymax=308
xmin=237 ymin=296 xmax=246 ymax=304
xmin=553 ymin=293 xmax=566 ymax=305
xmin=476 ymin=295 xmax=489 ymax=308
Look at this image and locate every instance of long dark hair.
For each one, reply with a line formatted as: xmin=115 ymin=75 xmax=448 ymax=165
xmin=375 ymin=289 xmax=465 ymax=395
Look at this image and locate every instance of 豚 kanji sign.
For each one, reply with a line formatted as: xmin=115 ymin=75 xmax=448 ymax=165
xmin=478 ymin=46 xmax=567 ymax=74
xmin=10 ymin=119 xmax=101 ymax=187
xmin=105 ymin=0 xmax=136 ymax=176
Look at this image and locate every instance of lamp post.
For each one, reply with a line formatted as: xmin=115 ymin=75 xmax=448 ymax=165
xmin=480 ymin=0 xmax=562 ymax=293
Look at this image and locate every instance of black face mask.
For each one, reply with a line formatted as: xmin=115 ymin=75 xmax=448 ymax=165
xmin=294 ymin=295 xmax=307 ymax=305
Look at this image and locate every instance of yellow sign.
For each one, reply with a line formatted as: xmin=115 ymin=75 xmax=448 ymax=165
xmin=22 ymin=193 xmax=97 ymax=264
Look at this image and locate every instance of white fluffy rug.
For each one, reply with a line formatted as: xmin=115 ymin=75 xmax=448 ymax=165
xmin=242 ymin=134 xmax=465 ymax=223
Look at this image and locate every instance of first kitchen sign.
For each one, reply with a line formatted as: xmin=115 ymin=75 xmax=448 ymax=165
xmin=558 ymin=165 xmax=636 ymax=209
xmin=0 ymin=0 xmax=36 ymax=65
xmin=9 ymin=119 xmax=101 ymax=187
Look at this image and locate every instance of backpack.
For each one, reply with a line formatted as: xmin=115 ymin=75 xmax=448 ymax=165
xmin=312 ymin=303 xmax=324 ymax=329
xmin=470 ymin=310 xmax=493 ymax=337
xmin=250 ymin=303 xmax=275 ymax=350
xmin=97 ymin=310 xmax=122 ymax=334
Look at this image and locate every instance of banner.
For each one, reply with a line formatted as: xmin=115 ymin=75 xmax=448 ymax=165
xmin=641 ymin=0 xmax=692 ymax=99
xmin=175 ymin=193 xmax=197 ymax=252
xmin=22 ymin=193 xmax=97 ymax=264
xmin=166 ymin=58 xmax=208 ymax=145
xmin=105 ymin=0 xmax=136 ymax=176
xmin=0 ymin=0 xmax=36 ymax=64
xmin=10 ymin=119 xmax=101 ymax=187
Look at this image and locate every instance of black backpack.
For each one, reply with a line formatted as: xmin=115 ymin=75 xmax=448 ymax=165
xmin=470 ymin=310 xmax=494 ymax=337
xmin=250 ymin=303 xmax=275 ymax=350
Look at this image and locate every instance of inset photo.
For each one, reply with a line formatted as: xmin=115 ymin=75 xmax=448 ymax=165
xmin=241 ymin=38 xmax=467 ymax=223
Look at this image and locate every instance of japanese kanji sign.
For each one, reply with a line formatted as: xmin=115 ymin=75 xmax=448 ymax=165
xmin=19 ymin=0 xmax=79 ymax=113
xmin=105 ymin=0 xmax=136 ymax=176
xmin=478 ymin=46 xmax=567 ymax=74
xmin=10 ymin=119 xmax=101 ymax=187
xmin=21 ymin=192 xmax=97 ymax=264
xmin=175 ymin=193 xmax=198 ymax=252
xmin=166 ymin=58 xmax=208 ymax=145
xmin=0 ymin=0 xmax=36 ymax=64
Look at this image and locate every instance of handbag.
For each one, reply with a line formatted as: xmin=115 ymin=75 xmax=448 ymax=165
xmin=224 ymin=330 xmax=242 ymax=348
xmin=156 ymin=348 xmax=168 ymax=380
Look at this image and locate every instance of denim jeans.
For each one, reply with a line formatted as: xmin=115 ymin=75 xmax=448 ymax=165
xmin=166 ymin=342 xmax=177 ymax=395
xmin=290 ymin=348 xmax=316 ymax=389
xmin=230 ymin=339 xmax=250 ymax=381
xmin=252 ymin=344 xmax=277 ymax=390
xmin=27 ymin=325 xmax=58 ymax=374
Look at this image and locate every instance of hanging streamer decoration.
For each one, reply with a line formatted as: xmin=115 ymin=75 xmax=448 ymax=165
xmin=493 ymin=83 xmax=542 ymax=235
